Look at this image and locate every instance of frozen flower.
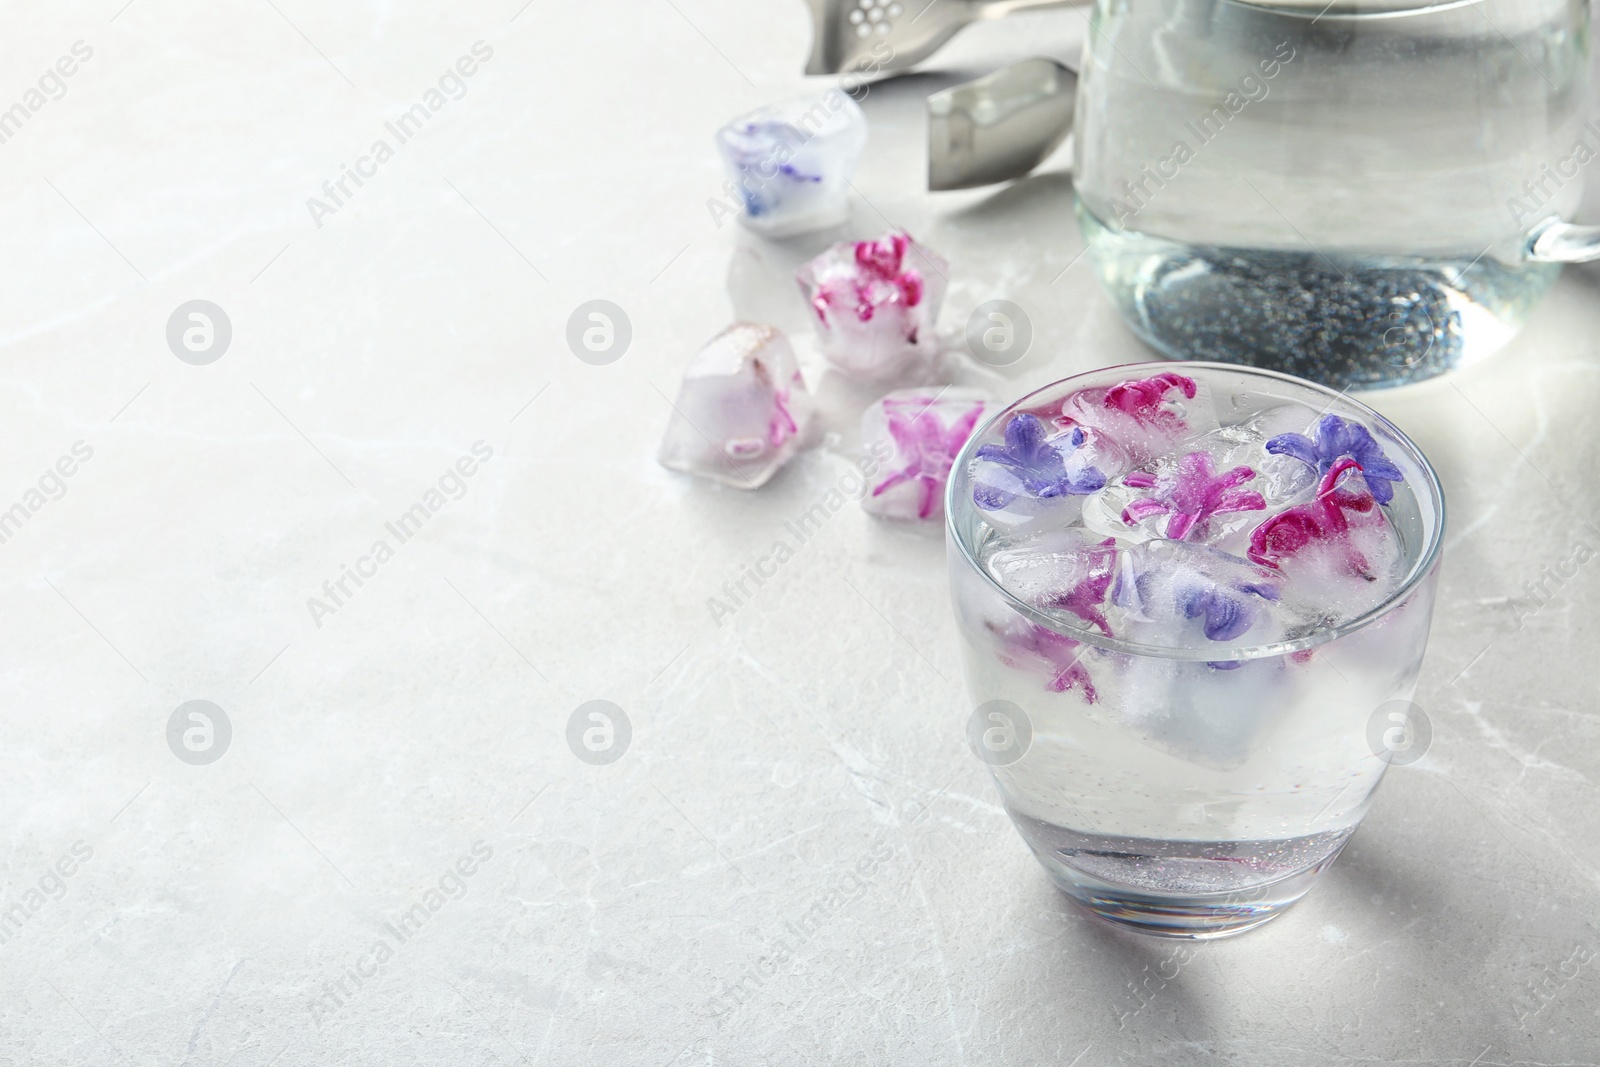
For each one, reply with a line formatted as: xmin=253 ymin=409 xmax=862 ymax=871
xmin=1121 ymin=451 xmax=1266 ymax=540
xmin=866 ymin=390 xmax=989 ymax=520
xmin=1041 ymin=536 xmax=1118 ymax=637
xmin=990 ymin=618 xmax=1098 ymax=701
xmin=1101 ymin=371 xmax=1198 ymax=428
xmin=1266 ymin=413 xmax=1404 ymax=505
xmin=1176 ymin=580 xmax=1281 ymax=643
xmin=1112 ymin=540 xmax=1282 ymax=644
xmin=1248 ymin=458 xmax=1380 ymax=578
xmin=972 ymin=414 xmax=1107 ymax=510
xmin=1058 ymin=371 xmax=1198 ymax=431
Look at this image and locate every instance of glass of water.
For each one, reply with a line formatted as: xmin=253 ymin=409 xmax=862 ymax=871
xmin=1073 ymin=0 xmax=1598 ymax=387
xmin=946 ymin=362 xmax=1445 ymax=937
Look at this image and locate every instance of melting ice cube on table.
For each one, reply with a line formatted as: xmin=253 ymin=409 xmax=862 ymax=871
xmin=860 ymin=386 xmax=990 ymax=521
xmin=715 ymin=90 xmax=867 ymax=237
xmin=797 ymin=230 xmax=948 ymax=382
xmin=657 ymin=322 xmax=814 ymax=489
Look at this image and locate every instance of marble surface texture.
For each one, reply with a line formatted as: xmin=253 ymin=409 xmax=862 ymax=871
xmin=1 ymin=2 xmax=1598 ymax=1065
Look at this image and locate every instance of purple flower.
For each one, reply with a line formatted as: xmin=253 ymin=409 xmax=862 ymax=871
xmin=1266 ymin=414 xmax=1404 ymax=506
xmin=1112 ymin=543 xmax=1281 ymax=644
xmin=973 ymin=414 xmax=1106 ymax=511
xmin=1041 ymin=536 xmax=1118 ymax=637
xmin=1177 ymin=581 xmax=1281 ymax=642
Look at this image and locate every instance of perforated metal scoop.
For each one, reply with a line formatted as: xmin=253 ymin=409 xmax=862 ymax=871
xmin=927 ymin=57 xmax=1075 ymax=190
xmin=802 ymin=0 xmax=1081 ymax=76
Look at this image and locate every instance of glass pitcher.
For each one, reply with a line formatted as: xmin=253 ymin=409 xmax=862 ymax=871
xmin=1072 ymin=0 xmax=1597 ymax=388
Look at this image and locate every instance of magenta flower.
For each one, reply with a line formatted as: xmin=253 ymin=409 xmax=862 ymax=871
xmin=1041 ymin=536 xmax=1118 ymax=636
xmin=1248 ymin=458 xmax=1378 ymax=578
xmin=769 ymin=388 xmax=799 ymax=448
xmin=1058 ymin=371 xmax=1198 ymax=432
xmin=870 ymin=394 xmax=988 ymax=519
xmin=1121 ymin=451 xmax=1267 ymax=540
xmin=810 ymin=231 xmax=926 ymax=325
xmin=1103 ymin=372 xmax=1197 ymax=427
xmin=991 ymin=619 xmax=1098 ymax=702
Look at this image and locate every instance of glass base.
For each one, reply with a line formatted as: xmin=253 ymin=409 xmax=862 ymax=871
xmin=1008 ymin=808 xmax=1355 ymax=939
xmin=1038 ymin=848 xmax=1344 ymax=939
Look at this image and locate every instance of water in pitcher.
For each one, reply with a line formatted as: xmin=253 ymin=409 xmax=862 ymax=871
xmin=1073 ymin=0 xmax=1590 ymax=386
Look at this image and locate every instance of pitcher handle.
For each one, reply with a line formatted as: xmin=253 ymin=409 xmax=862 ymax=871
xmin=1527 ymin=217 xmax=1600 ymax=264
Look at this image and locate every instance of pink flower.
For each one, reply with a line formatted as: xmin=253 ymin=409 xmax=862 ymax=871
xmin=1102 ymin=372 xmax=1197 ymax=427
xmin=1041 ymin=536 xmax=1118 ymax=637
xmin=768 ymin=388 xmax=799 ymax=448
xmin=1121 ymin=451 xmax=1267 ymax=540
xmin=1055 ymin=371 xmax=1198 ymax=432
xmin=870 ymin=393 xmax=988 ymax=519
xmin=811 ymin=231 xmax=926 ymax=326
xmin=1248 ymin=458 xmax=1378 ymax=578
xmin=990 ymin=618 xmax=1098 ymax=702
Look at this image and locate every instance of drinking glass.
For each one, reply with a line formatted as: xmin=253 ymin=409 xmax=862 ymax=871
xmin=945 ymin=362 xmax=1446 ymax=937
xmin=1073 ymin=0 xmax=1599 ymax=388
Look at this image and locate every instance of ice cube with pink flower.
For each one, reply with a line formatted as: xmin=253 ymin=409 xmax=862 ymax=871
xmin=796 ymin=230 xmax=947 ymax=382
xmin=1053 ymin=369 xmax=1206 ymax=464
xmin=861 ymin=387 xmax=990 ymax=521
xmin=657 ymin=322 xmax=813 ymax=489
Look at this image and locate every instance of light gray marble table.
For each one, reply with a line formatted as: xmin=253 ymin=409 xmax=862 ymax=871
xmin=1 ymin=2 xmax=1597 ymax=1064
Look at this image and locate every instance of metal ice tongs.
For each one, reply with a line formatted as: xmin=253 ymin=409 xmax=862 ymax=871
xmin=927 ymin=57 xmax=1076 ymax=190
xmin=802 ymin=0 xmax=1083 ymax=76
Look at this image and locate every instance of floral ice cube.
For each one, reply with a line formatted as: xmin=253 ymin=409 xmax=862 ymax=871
xmin=657 ymin=322 xmax=813 ymax=489
xmin=796 ymin=230 xmax=947 ymax=381
xmin=860 ymin=387 xmax=990 ymax=521
xmin=1113 ymin=539 xmax=1285 ymax=649
xmin=1247 ymin=458 xmax=1403 ymax=621
xmin=715 ymin=90 xmax=867 ymax=237
xmin=1264 ymin=412 xmax=1406 ymax=506
xmin=1117 ymin=450 xmax=1268 ymax=543
xmin=982 ymin=526 xmax=1120 ymax=636
xmin=1051 ymin=370 xmax=1204 ymax=464
xmin=985 ymin=613 xmax=1100 ymax=702
xmin=967 ymin=412 xmax=1108 ymax=531
xmin=1188 ymin=405 xmax=1323 ymax=510
xmin=1083 ymin=452 xmax=1263 ymax=547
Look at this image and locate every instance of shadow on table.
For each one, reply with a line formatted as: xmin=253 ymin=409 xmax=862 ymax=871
xmin=1016 ymin=877 xmax=1221 ymax=1037
xmin=941 ymin=170 xmax=1076 ymax=228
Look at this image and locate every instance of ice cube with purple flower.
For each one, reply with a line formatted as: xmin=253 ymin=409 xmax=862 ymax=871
xmin=715 ymin=90 xmax=867 ymax=237
xmin=971 ymin=414 xmax=1107 ymax=506
xmin=1113 ymin=539 xmax=1286 ymax=649
xmin=1266 ymin=412 xmax=1406 ymax=505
